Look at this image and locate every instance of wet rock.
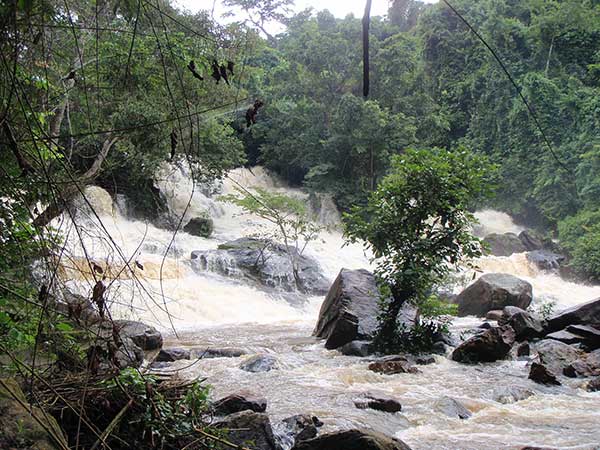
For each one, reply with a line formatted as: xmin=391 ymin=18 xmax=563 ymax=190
xmin=0 ymin=378 xmax=69 ymax=450
xmin=192 ymin=347 xmax=247 ymax=358
xmin=340 ymin=340 xmax=373 ymax=357
xmin=52 ymin=289 xmax=100 ymax=325
xmin=215 ymin=410 xmax=278 ymax=450
xmin=526 ymin=250 xmax=565 ymax=272
xmin=432 ymin=341 xmax=450 ymax=355
xmin=368 ymin=360 xmax=421 ymax=375
xmin=585 ymin=376 xmax=600 ymax=392
xmin=485 ymin=310 xmax=503 ymax=321
xmin=114 ymin=337 xmax=144 ymax=369
xmin=483 ymin=232 xmax=527 ymax=256
xmin=240 ymin=354 xmax=279 ymax=373
xmin=212 ymin=392 xmax=267 ymax=415
xmin=292 ymin=428 xmax=412 ymax=450
xmin=479 ymin=322 xmax=493 ymax=329
xmin=183 ymin=216 xmax=213 ymax=238
xmin=565 ymin=324 xmax=600 ymax=350
xmin=113 ymin=320 xmax=163 ymax=351
xmin=156 ymin=347 xmax=191 ymax=362
xmin=518 ymin=230 xmax=545 ymax=251
xmin=502 ymin=307 xmax=543 ymax=341
xmin=191 ymin=237 xmax=329 ymax=295
xmin=415 ymin=356 xmax=436 ymax=365
xmin=529 ymin=362 xmax=561 ymax=385
xmin=517 ymin=342 xmax=531 ymax=357
xmin=564 ymin=349 xmax=600 ymax=377
xmin=313 ymin=269 xmax=416 ymax=349
xmin=451 ymin=326 xmax=515 ymax=363
xmin=456 ymin=273 xmax=532 ymax=317
xmin=493 ymin=386 xmax=535 ymax=404
xmin=546 ymin=330 xmax=586 ymax=345
xmin=280 ymin=414 xmax=321 ymax=443
xmin=545 ymin=297 xmax=600 ymax=333
xmin=535 ymin=339 xmax=582 ymax=373
xmin=354 ymin=393 xmax=402 ymax=413
xmin=434 ymin=396 xmax=472 ymax=419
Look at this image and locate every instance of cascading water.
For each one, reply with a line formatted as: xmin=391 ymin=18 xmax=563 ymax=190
xmin=59 ymin=165 xmax=600 ymax=450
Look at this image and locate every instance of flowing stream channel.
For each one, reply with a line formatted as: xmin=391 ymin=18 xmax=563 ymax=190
xmin=61 ymin=164 xmax=600 ymax=450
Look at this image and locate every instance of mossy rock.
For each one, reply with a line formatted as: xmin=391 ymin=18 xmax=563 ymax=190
xmin=183 ymin=216 xmax=214 ymax=238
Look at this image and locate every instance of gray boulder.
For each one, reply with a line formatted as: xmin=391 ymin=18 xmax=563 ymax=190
xmin=484 ymin=232 xmax=527 ymax=256
xmin=563 ymin=349 xmax=600 ymax=378
xmin=501 ymin=307 xmax=543 ymax=341
xmin=451 ymin=326 xmax=515 ymax=363
xmin=212 ymin=392 xmax=267 ymax=415
xmin=113 ymin=320 xmax=163 ymax=351
xmin=215 ymin=411 xmax=278 ymax=450
xmin=292 ymin=429 xmax=412 ymax=450
xmin=544 ymin=297 xmax=600 ymax=333
xmin=280 ymin=414 xmax=322 ymax=443
xmin=313 ymin=269 xmax=416 ymax=349
xmin=457 ymin=273 xmax=532 ymax=317
xmin=518 ymin=230 xmax=545 ymax=251
xmin=156 ymin=347 xmax=191 ymax=362
xmin=566 ymin=325 xmax=600 ymax=350
xmin=240 ymin=354 xmax=279 ymax=373
xmin=526 ymin=250 xmax=565 ymax=272
xmin=434 ymin=396 xmax=472 ymax=419
xmin=493 ymin=386 xmax=535 ymax=404
xmin=183 ymin=216 xmax=213 ymax=238
xmin=535 ymin=339 xmax=582 ymax=373
xmin=191 ymin=238 xmax=329 ymax=294
xmin=340 ymin=340 xmax=373 ymax=357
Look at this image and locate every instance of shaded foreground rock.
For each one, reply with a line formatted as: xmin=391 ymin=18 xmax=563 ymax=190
xmin=456 ymin=273 xmax=532 ymax=317
xmin=191 ymin=237 xmax=329 ymax=294
xmin=240 ymin=354 xmax=279 ymax=372
xmin=313 ymin=269 xmax=417 ymax=349
xmin=292 ymin=428 xmax=412 ymax=450
xmin=354 ymin=393 xmax=402 ymax=413
xmin=215 ymin=411 xmax=278 ymax=450
xmin=451 ymin=326 xmax=515 ymax=363
xmin=212 ymin=392 xmax=267 ymax=415
xmin=434 ymin=396 xmax=472 ymax=419
xmin=0 ymin=378 xmax=68 ymax=450
xmin=528 ymin=363 xmax=561 ymax=385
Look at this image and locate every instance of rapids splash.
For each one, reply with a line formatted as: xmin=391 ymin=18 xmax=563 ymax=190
xmin=60 ymin=164 xmax=600 ymax=450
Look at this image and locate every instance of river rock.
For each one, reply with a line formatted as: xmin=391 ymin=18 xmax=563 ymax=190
xmin=564 ymin=349 xmax=600 ymax=377
xmin=493 ymin=386 xmax=535 ymax=404
xmin=529 ymin=362 xmax=561 ymax=385
xmin=526 ymin=250 xmax=565 ymax=272
xmin=354 ymin=393 xmax=402 ymax=413
xmin=546 ymin=330 xmax=586 ymax=345
xmin=518 ymin=230 xmax=544 ymax=251
xmin=565 ymin=324 xmax=600 ymax=350
xmin=340 ymin=340 xmax=373 ymax=357
xmin=240 ymin=354 xmax=279 ymax=372
xmin=191 ymin=237 xmax=329 ymax=295
xmin=292 ymin=428 xmax=412 ymax=450
xmin=114 ymin=337 xmax=144 ymax=368
xmin=279 ymin=414 xmax=322 ymax=444
xmin=517 ymin=342 xmax=531 ymax=357
xmin=451 ymin=326 xmax=515 ymax=363
xmin=52 ymin=289 xmax=101 ymax=325
xmin=368 ymin=360 xmax=421 ymax=375
xmin=485 ymin=310 xmax=503 ymax=321
xmin=0 ymin=378 xmax=69 ymax=450
xmin=456 ymin=273 xmax=532 ymax=317
xmin=484 ymin=232 xmax=527 ymax=256
xmin=212 ymin=392 xmax=267 ymax=415
xmin=313 ymin=269 xmax=417 ymax=349
xmin=544 ymin=297 xmax=600 ymax=333
xmin=215 ymin=411 xmax=278 ymax=450
xmin=183 ymin=216 xmax=213 ymax=238
xmin=113 ymin=320 xmax=163 ymax=351
xmin=191 ymin=347 xmax=247 ymax=358
xmin=434 ymin=396 xmax=472 ymax=419
xmin=586 ymin=376 xmax=600 ymax=392
xmin=535 ymin=339 xmax=582 ymax=373
xmin=156 ymin=347 xmax=191 ymax=362
xmin=502 ymin=307 xmax=543 ymax=341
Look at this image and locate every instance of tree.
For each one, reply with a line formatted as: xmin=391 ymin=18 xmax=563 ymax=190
xmin=344 ymin=148 xmax=495 ymax=350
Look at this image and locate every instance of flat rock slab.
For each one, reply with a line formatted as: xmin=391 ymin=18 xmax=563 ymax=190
xmin=545 ymin=297 xmax=600 ymax=333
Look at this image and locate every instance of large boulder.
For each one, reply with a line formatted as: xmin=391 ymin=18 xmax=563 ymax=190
xmin=526 ymin=250 xmax=565 ymax=272
xmin=451 ymin=326 xmax=515 ymax=363
xmin=501 ymin=307 xmax=543 ymax=341
xmin=456 ymin=273 xmax=532 ymax=317
xmin=492 ymin=386 xmax=535 ymax=404
xmin=563 ymin=349 xmax=600 ymax=378
xmin=313 ymin=269 xmax=416 ymax=349
xmin=433 ymin=396 xmax=472 ymax=419
xmin=215 ymin=411 xmax=278 ymax=450
xmin=239 ymin=354 xmax=279 ymax=373
xmin=191 ymin=238 xmax=329 ymax=294
xmin=544 ymin=297 xmax=600 ymax=334
xmin=292 ymin=429 xmax=412 ymax=450
xmin=483 ymin=233 xmax=527 ymax=256
xmin=518 ymin=230 xmax=545 ymax=251
xmin=0 ymin=378 xmax=68 ymax=450
xmin=535 ymin=339 xmax=582 ymax=374
xmin=112 ymin=320 xmax=163 ymax=351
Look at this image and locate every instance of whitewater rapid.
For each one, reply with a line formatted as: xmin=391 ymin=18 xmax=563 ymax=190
xmin=58 ymin=165 xmax=600 ymax=450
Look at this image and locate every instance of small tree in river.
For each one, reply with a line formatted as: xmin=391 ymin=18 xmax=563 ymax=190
xmin=344 ymin=148 xmax=496 ymax=351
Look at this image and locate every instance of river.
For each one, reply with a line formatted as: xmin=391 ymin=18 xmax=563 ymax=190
xmin=61 ymin=164 xmax=600 ymax=450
